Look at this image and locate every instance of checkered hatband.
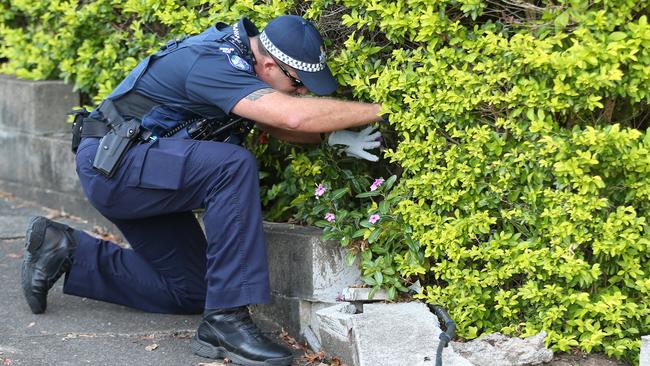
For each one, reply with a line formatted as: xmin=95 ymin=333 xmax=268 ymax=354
xmin=259 ymin=31 xmax=326 ymax=72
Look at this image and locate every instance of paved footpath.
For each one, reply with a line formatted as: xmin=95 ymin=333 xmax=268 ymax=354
xmin=0 ymin=192 xmax=310 ymax=366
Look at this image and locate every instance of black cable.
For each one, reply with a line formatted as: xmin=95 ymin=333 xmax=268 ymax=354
xmin=429 ymin=305 xmax=456 ymax=366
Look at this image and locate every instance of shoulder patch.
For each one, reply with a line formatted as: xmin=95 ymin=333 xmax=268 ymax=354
xmin=228 ymin=54 xmax=253 ymax=73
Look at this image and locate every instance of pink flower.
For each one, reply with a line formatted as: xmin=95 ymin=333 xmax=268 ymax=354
xmin=368 ymin=214 xmax=381 ymax=224
xmin=314 ymin=184 xmax=326 ymax=198
xmin=325 ymin=213 xmax=336 ymax=223
xmin=370 ymin=178 xmax=385 ymax=191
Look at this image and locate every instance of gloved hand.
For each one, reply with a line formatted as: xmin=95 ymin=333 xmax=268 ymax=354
xmin=327 ymin=126 xmax=382 ymax=162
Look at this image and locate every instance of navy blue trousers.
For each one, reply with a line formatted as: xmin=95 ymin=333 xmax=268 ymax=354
xmin=64 ymin=137 xmax=270 ymax=314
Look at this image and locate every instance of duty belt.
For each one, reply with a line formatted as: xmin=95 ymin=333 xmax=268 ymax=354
xmin=69 ymin=92 xmax=253 ymax=177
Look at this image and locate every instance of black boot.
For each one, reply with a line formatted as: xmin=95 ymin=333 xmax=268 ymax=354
xmin=21 ymin=216 xmax=77 ymax=314
xmin=191 ymin=306 xmax=293 ymax=366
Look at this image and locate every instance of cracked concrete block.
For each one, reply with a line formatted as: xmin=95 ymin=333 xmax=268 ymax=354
xmin=264 ymin=222 xmax=362 ymax=302
xmin=452 ymin=331 xmax=553 ymax=366
xmin=316 ymin=302 xmax=358 ymax=366
xmin=353 ymin=302 xmax=473 ymax=366
xmin=250 ymin=292 xmax=338 ymax=342
xmin=339 ymin=287 xmax=388 ymax=302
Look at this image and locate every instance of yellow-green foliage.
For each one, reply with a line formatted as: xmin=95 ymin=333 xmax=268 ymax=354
xmin=0 ymin=0 xmax=291 ymax=101
xmin=2 ymin=0 xmax=650 ymax=362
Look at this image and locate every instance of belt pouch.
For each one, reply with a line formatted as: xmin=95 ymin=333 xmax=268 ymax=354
xmin=69 ymin=108 xmax=90 ymax=153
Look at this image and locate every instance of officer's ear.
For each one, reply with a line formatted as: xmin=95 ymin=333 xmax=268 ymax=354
xmin=259 ymin=56 xmax=277 ymax=76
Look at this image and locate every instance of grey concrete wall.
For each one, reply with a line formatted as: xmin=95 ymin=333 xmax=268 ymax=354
xmin=0 ymin=75 xmax=117 ymax=230
xmin=252 ymin=223 xmax=362 ymax=338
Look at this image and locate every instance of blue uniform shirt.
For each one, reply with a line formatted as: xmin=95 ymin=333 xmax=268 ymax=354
xmin=126 ymin=18 xmax=270 ymax=137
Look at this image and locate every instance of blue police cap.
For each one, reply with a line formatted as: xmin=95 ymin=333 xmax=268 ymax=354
xmin=260 ymin=15 xmax=337 ymax=96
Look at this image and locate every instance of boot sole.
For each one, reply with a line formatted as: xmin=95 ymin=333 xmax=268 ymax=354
xmin=190 ymin=335 xmax=293 ymax=366
xmin=22 ymin=216 xmax=48 ymax=314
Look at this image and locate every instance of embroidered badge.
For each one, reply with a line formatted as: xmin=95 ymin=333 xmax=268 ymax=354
xmin=229 ymin=54 xmax=252 ymax=73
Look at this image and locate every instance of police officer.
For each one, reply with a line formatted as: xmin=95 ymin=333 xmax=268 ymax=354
xmin=21 ymin=15 xmax=384 ymax=366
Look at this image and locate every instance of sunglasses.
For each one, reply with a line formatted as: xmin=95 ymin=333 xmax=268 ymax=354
xmin=271 ymin=55 xmax=304 ymax=88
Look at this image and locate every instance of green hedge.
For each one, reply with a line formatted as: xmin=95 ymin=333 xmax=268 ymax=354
xmin=2 ymin=0 xmax=650 ymax=362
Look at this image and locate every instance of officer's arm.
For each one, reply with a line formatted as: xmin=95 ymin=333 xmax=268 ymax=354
xmin=256 ymin=122 xmax=322 ymax=144
xmin=231 ymin=88 xmax=383 ymax=133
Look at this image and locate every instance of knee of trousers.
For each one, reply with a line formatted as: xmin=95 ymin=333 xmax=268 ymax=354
xmin=230 ymin=146 xmax=258 ymax=172
xmin=217 ymin=146 xmax=260 ymax=183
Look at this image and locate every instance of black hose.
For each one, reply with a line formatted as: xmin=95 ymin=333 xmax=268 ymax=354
xmin=429 ymin=305 xmax=456 ymax=366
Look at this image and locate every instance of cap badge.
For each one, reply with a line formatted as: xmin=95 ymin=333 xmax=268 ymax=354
xmin=319 ymin=46 xmax=327 ymax=64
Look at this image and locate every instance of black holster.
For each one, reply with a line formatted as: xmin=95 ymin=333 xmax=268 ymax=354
xmin=92 ymin=119 xmax=141 ymax=177
xmin=91 ymin=99 xmax=142 ymax=178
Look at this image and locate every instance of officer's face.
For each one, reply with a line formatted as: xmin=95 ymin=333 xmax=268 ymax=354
xmin=273 ymin=63 xmax=308 ymax=95
xmin=259 ymin=56 xmax=308 ymax=95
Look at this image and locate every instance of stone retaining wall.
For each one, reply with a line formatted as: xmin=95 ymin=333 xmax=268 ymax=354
xmin=0 ymin=75 xmax=113 ymax=228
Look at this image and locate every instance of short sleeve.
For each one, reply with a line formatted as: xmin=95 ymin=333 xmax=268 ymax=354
xmin=185 ymin=53 xmax=271 ymax=115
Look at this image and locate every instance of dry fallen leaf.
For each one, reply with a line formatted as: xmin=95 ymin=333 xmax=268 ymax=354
xmin=6 ymin=253 xmax=20 ymax=259
xmin=2 ymin=358 xmax=12 ymax=365
xmin=0 ymin=191 xmax=15 ymax=200
xmin=304 ymin=350 xmax=325 ymax=363
xmin=45 ymin=208 xmax=71 ymax=220
xmin=91 ymin=226 xmax=126 ymax=246
xmin=145 ymin=343 xmax=159 ymax=351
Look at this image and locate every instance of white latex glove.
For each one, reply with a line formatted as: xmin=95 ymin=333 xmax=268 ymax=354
xmin=327 ymin=126 xmax=382 ymax=162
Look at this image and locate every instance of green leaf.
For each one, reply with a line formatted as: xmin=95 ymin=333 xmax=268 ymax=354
xmin=554 ymin=10 xmax=570 ymax=29
xmin=379 ymin=200 xmax=390 ymax=214
xmin=314 ymin=220 xmax=330 ymax=228
xmin=384 ymin=175 xmax=398 ymax=190
xmin=360 ymin=221 xmax=373 ymax=228
xmin=526 ymin=108 xmax=536 ymax=122
xmin=331 ymin=187 xmax=350 ymax=200
xmin=356 ymin=191 xmax=381 ymax=198
xmin=374 ymin=271 xmax=383 ymax=286
xmin=368 ymin=286 xmax=378 ymax=299
xmin=346 ymin=251 xmax=357 ymax=266
xmin=321 ymin=231 xmax=337 ymax=241
xmin=352 ymin=229 xmax=367 ymax=238
xmin=368 ymin=227 xmax=383 ymax=243
xmin=388 ymin=286 xmax=396 ymax=299
xmin=363 ymin=275 xmax=376 ymax=286
xmin=608 ymin=32 xmax=627 ymax=41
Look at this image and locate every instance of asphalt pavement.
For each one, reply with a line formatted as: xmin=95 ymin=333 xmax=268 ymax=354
xmin=0 ymin=191 xmax=309 ymax=366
